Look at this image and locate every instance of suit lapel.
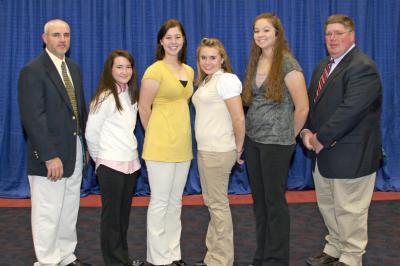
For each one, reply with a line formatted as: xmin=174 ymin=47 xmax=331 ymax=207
xmin=313 ymin=48 xmax=356 ymax=104
xmin=41 ymin=52 xmax=74 ymax=113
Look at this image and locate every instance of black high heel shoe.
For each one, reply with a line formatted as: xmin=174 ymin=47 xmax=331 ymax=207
xmin=172 ymin=260 xmax=187 ymax=266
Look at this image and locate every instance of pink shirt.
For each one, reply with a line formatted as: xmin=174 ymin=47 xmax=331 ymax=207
xmin=96 ymin=158 xmax=141 ymax=174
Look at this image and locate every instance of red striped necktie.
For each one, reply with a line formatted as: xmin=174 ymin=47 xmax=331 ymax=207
xmin=314 ymin=59 xmax=334 ymax=101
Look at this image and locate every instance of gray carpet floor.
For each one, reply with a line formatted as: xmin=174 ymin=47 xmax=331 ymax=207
xmin=0 ymin=201 xmax=399 ymax=265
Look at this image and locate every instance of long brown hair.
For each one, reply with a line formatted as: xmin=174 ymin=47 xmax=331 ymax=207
xmin=242 ymin=13 xmax=290 ymax=105
xmin=195 ymin=38 xmax=233 ymax=85
xmin=90 ymin=50 xmax=138 ymax=113
xmin=156 ymin=19 xmax=187 ymax=63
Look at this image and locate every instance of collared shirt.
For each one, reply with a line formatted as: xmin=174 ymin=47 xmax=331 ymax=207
xmin=45 ymin=48 xmax=74 ymax=88
xmin=300 ymin=44 xmax=356 ymax=139
xmin=329 ymin=44 xmax=355 ymax=74
xmin=96 ymin=158 xmax=141 ymax=175
xmin=116 ymin=83 xmax=128 ymax=93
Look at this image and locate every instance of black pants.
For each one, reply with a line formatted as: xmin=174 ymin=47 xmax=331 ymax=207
xmin=244 ymin=137 xmax=295 ymax=266
xmin=97 ymin=164 xmax=138 ymax=266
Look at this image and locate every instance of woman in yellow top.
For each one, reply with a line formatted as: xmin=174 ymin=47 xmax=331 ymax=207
xmin=139 ymin=19 xmax=193 ymax=266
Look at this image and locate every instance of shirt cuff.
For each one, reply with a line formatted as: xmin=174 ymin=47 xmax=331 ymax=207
xmin=300 ymin=129 xmax=311 ymax=139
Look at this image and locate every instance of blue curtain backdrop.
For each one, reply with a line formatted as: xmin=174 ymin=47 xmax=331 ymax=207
xmin=0 ymin=0 xmax=399 ymax=198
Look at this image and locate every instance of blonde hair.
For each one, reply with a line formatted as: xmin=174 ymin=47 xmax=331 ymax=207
xmin=195 ymin=38 xmax=233 ymax=85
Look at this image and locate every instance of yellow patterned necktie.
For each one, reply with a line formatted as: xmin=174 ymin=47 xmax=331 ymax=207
xmin=61 ymin=61 xmax=79 ymax=131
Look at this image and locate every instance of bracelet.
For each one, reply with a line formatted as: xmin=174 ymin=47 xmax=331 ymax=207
xmin=236 ymin=149 xmax=244 ymax=153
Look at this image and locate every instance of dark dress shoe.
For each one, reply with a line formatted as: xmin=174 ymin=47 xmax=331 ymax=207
xmin=306 ymin=252 xmax=338 ymax=265
xmin=172 ymin=260 xmax=187 ymax=266
xmin=193 ymin=260 xmax=207 ymax=266
xmin=66 ymin=259 xmax=92 ymax=266
xmin=126 ymin=259 xmax=144 ymax=266
xmin=332 ymin=262 xmax=349 ymax=266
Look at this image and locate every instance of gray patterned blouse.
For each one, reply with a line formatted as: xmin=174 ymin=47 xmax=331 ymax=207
xmin=245 ymin=53 xmax=302 ymax=145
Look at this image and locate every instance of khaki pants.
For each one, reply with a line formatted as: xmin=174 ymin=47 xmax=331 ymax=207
xmin=314 ymin=163 xmax=376 ymax=266
xmin=197 ymin=150 xmax=236 ymax=266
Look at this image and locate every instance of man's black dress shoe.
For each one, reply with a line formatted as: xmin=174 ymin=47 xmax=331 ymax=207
xmin=332 ymin=262 xmax=349 ymax=266
xmin=306 ymin=252 xmax=338 ymax=265
xmin=172 ymin=259 xmax=187 ymax=266
xmin=193 ymin=260 xmax=207 ymax=266
xmin=66 ymin=259 xmax=92 ymax=266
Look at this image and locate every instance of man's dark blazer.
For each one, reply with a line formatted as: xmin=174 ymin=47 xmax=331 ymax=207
xmin=306 ymin=47 xmax=382 ymax=179
xmin=18 ymin=51 xmax=87 ymax=177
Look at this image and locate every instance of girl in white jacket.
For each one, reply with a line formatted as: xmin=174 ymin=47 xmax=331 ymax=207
xmin=85 ymin=50 xmax=143 ymax=266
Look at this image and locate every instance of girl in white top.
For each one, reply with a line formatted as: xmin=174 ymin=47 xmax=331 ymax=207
xmin=192 ymin=38 xmax=245 ymax=266
xmin=85 ymin=50 xmax=143 ymax=266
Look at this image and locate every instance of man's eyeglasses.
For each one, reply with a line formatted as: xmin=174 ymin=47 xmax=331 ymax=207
xmin=325 ymin=30 xmax=352 ymax=38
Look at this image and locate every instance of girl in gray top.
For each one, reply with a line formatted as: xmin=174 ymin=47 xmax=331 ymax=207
xmin=242 ymin=13 xmax=309 ymax=266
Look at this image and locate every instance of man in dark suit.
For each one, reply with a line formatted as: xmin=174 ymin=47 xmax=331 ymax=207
xmin=302 ymin=14 xmax=382 ymax=266
xmin=18 ymin=19 xmax=91 ymax=266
